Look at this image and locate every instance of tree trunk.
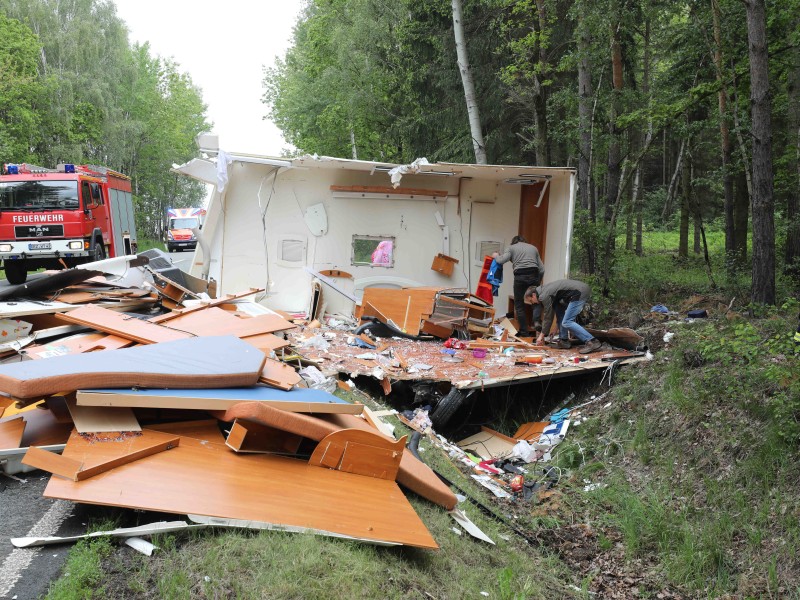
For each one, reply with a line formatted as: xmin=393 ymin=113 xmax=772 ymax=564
xmin=577 ymin=14 xmax=595 ymax=273
xmin=605 ymin=14 xmax=624 ymax=227
xmin=532 ymin=0 xmax=551 ymax=166
xmin=451 ymin=0 xmax=487 ymax=164
xmin=785 ymin=34 xmax=800 ymax=278
xmin=635 ymin=19 xmax=652 ymax=257
xmin=734 ymin=168 xmax=750 ymax=265
xmin=662 ymin=139 xmax=685 ymax=220
xmin=679 ymin=143 xmax=691 ymax=259
xmin=711 ymin=0 xmax=735 ymax=261
xmin=745 ymin=0 xmax=776 ymax=305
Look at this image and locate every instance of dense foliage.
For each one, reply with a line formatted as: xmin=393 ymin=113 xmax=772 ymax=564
xmin=0 ymin=0 xmax=209 ymax=238
xmin=264 ymin=0 xmax=800 ymax=302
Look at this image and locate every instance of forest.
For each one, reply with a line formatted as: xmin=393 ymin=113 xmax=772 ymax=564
xmin=0 ymin=0 xmax=209 ymax=239
xmin=264 ymin=0 xmax=800 ymax=304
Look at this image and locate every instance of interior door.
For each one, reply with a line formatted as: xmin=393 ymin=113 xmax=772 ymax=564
xmin=518 ymin=182 xmax=550 ymax=261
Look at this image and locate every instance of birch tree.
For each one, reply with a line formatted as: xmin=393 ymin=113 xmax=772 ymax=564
xmin=451 ymin=0 xmax=487 ymax=164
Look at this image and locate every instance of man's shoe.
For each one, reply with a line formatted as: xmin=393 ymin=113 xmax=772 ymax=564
xmin=578 ymin=338 xmax=602 ymax=354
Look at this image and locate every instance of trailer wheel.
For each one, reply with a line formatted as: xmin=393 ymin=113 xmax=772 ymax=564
xmin=3 ymin=261 xmax=28 ymax=285
xmin=430 ymin=388 xmax=467 ymax=429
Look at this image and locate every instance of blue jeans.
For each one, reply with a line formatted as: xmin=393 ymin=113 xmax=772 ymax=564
xmin=561 ymin=300 xmax=592 ymax=343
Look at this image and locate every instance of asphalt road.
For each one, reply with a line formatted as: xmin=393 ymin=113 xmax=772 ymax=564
xmin=0 ymin=474 xmax=90 ymax=600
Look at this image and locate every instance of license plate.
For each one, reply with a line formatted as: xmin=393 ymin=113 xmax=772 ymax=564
xmin=28 ymin=242 xmax=52 ymax=250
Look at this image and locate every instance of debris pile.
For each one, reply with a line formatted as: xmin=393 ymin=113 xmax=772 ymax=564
xmin=1 ymin=264 xmax=645 ymax=553
xmin=0 ymin=254 xmax=463 ymax=551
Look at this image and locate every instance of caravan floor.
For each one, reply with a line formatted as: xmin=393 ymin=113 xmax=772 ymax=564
xmin=290 ymin=330 xmax=646 ymax=390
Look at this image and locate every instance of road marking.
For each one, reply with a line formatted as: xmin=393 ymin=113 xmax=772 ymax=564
xmin=0 ymin=500 xmax=72 ymax=597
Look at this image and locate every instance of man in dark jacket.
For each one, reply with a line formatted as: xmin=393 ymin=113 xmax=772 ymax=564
xmin=524 ymin=278 xmax=601 ymax=354
xmin=493 ymin=235 xmax=544 ymax=336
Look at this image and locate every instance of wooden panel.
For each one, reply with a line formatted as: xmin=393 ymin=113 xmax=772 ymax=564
xmin=259 ymin=359 xmax=303 ymax=391
xmin=76 ymin=432 xmax=179 ymax=480
xmin=24 ymin=430 xmax=179 ymax=480
xmin=457 ymin=426 xmax=518 ymax=460
xmin=330 ymin=185 xmax=447 ymax=197
xmin=241 ymin=333 xmax=291 ymax=353
xmin=0 ymin=396 xmax=14 ymax=419
xmin=65 ymin=398 xmax=140 ymax=433
xmin=148 ymin=289 xmax=263 ymax=324
xmin=76 ymin=385 xmax=362 ymax=414
xmin=25 ymin=332 xmax=133 ymax=360
xmin=513 ymin=421 xmax=548 ymax=441
xmin=14 ymin=408 xmax=73 ymax=447
xmin=147 ymin=419 xmax=225 ymax=444
xmin=163 ymin=307 xmax=295 ymax=337
xmin=360 ymin=288 xmax=440 ymax=336
xmin=44 ymin=431 xmax=438 ymax=549
xmin=309 ymin=429 xmax=405 ymax=480
xmin=318 ymin=270 xmax=352 ymax=279
xmin=0 ymin=416 xmax=26 ymax=449
xmin=519 ymin=182 xmax=550 ymax=261
xmin=0 ymin=336 xmax=266 ymax=399
xmin=225 ymin=419 xmax=302 ymax=454
xmin=215 ymin=402 xmax=457 ymax=510
xmin=23 ymin=446 xmax=82 ymax=479
xmin=55 ymin=305 xmax=189 ymax=344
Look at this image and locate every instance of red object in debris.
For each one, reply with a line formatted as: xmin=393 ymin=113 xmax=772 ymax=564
xmin=510 ymin=475 xmax=524 ymax=492
xmin=444 ymin=338 xmax=468 ymax=350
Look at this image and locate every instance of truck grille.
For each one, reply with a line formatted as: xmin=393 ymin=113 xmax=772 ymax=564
xmin=15 ymin=224 xmax=65 ymax=238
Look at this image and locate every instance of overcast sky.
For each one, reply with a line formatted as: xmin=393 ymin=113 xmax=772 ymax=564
xmin=113 ymin=0 xmax=305 ymax=157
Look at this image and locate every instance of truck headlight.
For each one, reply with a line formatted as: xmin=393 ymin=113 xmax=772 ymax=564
xmin=0 ymin=244 xmax=12 ymax=252
xmin=68 ymin=241 xmax=83 ymax=250
xmin=167 ymin=231 xmax=174 ymax=240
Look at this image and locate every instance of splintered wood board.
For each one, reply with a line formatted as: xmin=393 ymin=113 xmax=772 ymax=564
xmin=241 ymin=333 xmax=291 ymax=353
xmin=148 ymin=289 xmax=264 ymax=324
xmin=25 ymin=430 xmax=180 ymax=480
xmin=76 ymin=385 xmax=362 ymax=414
xmin=25 ymin=332 xmax=135 ymax=359
xmin=0 ymin=336 xmax=266 ymax=399
xmin=65 ymin=398 xmax=140 ymax=433
xmin=259 ymin=359 xmax=303 ymax=391
xmin=44 ymin=432 xmax=438 ymax=549
xmin=0 ymin=416 xmax=26 ymax=449
xmin=55 ymin=305 xmax=189 ymax=344
xmin=162 ymin=307 xmax=296 ymax=337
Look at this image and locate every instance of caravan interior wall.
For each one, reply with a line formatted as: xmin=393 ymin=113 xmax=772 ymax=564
xmin=194 ymin=158 xmax=575 ymax=316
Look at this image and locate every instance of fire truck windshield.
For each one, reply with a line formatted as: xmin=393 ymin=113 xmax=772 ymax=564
xmin=170 ymin=217 xmax=199 ymax=229
xmin=0 ymin=180 xmax=80 ymax=210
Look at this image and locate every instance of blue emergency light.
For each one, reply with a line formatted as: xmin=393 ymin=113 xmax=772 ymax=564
xmin=5 ymin=164 xmax=19 ymax=175
xmin=63 ymin=164 xmax=75 ymax=173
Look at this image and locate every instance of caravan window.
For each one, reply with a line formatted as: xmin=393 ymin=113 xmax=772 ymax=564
xmin=352 ymin=235 xmax=395 ymax=267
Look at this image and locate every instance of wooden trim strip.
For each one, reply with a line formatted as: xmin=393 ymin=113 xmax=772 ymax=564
xmin=148 ymin=289 xmax=264 ymax=324
xmin=330 ymin=185 xmax=448 ymax=197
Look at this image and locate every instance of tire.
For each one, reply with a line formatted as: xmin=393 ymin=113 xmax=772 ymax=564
xmin=430 ymin=388 xmax=466 ymax=429
xmin=91 ymin=240 xmax=106 ymax=262
xmin=3 ymin=260 xmax=28 ymax=285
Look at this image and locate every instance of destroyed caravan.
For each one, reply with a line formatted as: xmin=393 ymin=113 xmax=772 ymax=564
xmin=0 ymin=163 xmax=138 ymax=284
xmin=165 ymin=207 xmax=205 ymax=252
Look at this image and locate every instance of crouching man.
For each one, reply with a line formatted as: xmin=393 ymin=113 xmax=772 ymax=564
xmin=524 ymin=279 xmax=601 ymax=354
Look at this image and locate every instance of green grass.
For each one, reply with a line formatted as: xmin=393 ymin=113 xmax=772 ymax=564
xmin=45 ymin=520 xmax=118 ymax=600
xmin=565 ymin=304 xmax=800 ymax=596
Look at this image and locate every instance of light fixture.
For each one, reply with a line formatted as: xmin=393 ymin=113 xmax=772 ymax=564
xmin=68 ymin=241 xmax=83 ymax=250
xmin=0 ymin=244 xmax=12 ymax=252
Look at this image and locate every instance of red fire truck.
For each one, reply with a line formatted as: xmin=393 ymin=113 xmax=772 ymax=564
xmin=0 ymin=163 xmax=138 ymax=284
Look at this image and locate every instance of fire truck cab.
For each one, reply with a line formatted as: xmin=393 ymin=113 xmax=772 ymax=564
xmin=0 ymin=163 xmax=138 ymax=284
